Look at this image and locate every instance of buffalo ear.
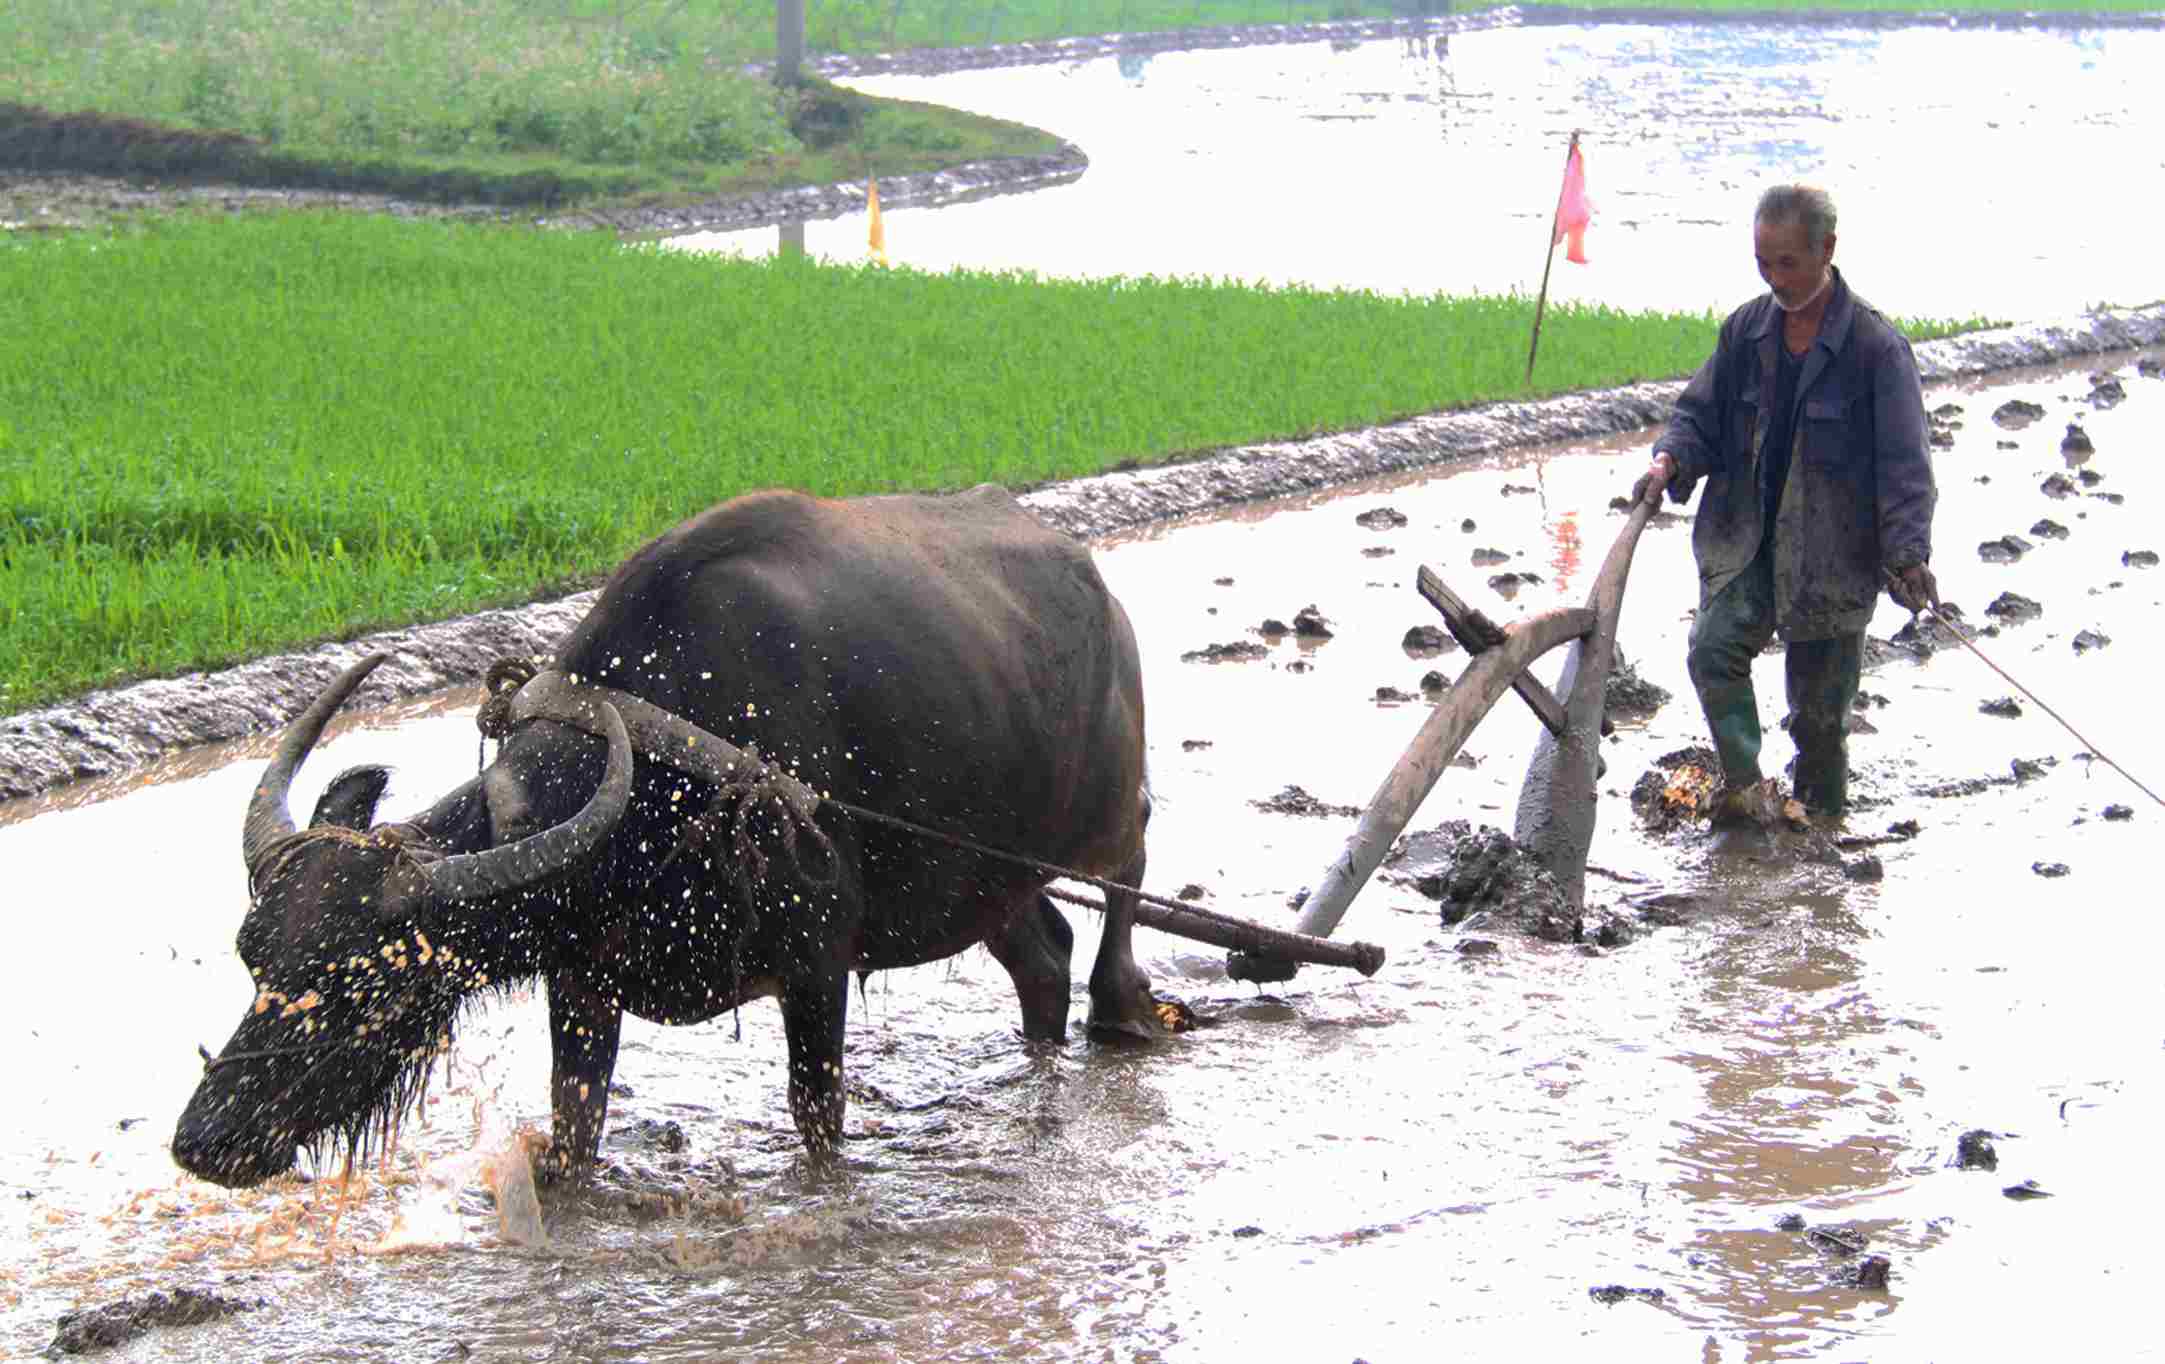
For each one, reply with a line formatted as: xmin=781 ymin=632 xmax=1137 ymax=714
xmin=310 ymin=765 xmax=392 ymax=830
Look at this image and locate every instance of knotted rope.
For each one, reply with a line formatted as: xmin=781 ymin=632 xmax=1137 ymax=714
xmin=248 ymin=822 xmax=439 ymax=900
xmin=658 ymin=742 xmax=839 ymax=893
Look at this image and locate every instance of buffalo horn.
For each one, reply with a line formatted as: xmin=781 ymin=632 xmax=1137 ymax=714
xmin=242 ymin=653 xmax=391 ymax=875
xmin=403 ymin=696 xmax=634 ymax=908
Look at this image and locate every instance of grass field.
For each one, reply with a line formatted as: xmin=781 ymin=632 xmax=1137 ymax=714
xmin=0 ymin=212 xmax=1989 ymax=715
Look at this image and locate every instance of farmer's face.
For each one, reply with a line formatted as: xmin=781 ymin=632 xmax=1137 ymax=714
xmin=1754 ymin=217 xmax=1836 ymax=313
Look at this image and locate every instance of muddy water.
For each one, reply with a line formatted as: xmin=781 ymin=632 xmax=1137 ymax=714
xmin=5 ymin=353 xmax=2162 ymax=1360
xmin=678 ymin=23 xmax=2165 ymax=322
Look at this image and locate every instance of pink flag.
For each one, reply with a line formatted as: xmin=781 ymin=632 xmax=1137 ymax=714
xmin=1553 ymin=143 xmax=1592 ymax=265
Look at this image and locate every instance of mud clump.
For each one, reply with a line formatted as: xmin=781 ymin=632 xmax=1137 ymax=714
xmin=1953 ymin=1128 xmax=2000 ymax=1171
xmin=2030 ymin=518 xmax=2070 ymax=540
xmin=1588 ymin=1285 xmax=1666 ymax=1306
xmin=1978 ymin=534 xmax=2032 ymax=564
xmin=1251 ymin=784 xmax=1361 ymax=818
xmin=2032 ymin=861 xmax=2070 ymax=878
xmin=2103 ymin=804 xmax=2134 ymax=821
xmin=2121 ymin=549 xmax=2159 ymax=569
xmin=2073 ymin=629 xmax=2112 ymax=654
xmin=1992 ymin=398 xmax=2047 ymax=428
xmin=1384 ymin=821 xmax=1578 ymax=943
xmin=1402 ymin=624 xmax=1452 ymax=657
xmin=1291 ymin=604 xmax=1334 ymax=638
xmin=1181 ymin=640 xmax=1269 ymax=663
xmin=1374 ymin=685 xmax=1416 ymax=704
xmin=1471 ymin=547 xmax=1510 ymax=567
xmin=2089 ymin=374 xmax=2127 ymax=408
xmin=1355 ymin=506 xmax=1408 ymax=530
xmin=46 ymin=1288 xmax=261 ymax=1357
xmin=1487 ymin=571 xmax=1542 ymax=595
xmin=2061 ymin=422 xmax=2095 ymax=457
xmin=1979 ymin=697 xmax=2023 ymax=718
xmin=1854 ymin=1255 xmax=1894 ymax=1290
xmin=1984 ymin=590 xmax=2043 ymax=623
xmin=1603 ymin=657 xmax=1671 ymax=721
xmin=2040 ymin=472 xmax=2078 ymax=498
xmin=1890 ymin=603 xmax=1981 ymax=653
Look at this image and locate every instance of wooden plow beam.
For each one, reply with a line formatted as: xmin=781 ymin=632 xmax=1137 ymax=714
xmin=1228 ymin=498 xmax=1657 ymax=983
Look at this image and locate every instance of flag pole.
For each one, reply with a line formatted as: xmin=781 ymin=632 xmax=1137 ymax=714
xmin=1524 ymin=130 xmax=1579 ymax=388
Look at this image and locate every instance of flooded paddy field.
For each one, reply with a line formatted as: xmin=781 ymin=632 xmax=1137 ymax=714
xmin=4 ymin=350 xmax=2162 ymax=1360
xmin=684 ymin=20 xmax=2165 ymax=323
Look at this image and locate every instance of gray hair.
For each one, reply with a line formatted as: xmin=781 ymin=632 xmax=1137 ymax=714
xmin=1755 ymin=184 xmax=1837 ymax=250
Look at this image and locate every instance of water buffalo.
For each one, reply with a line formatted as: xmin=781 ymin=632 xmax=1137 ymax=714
xmin=174 ymin=485 xmax=1153 ymax=1186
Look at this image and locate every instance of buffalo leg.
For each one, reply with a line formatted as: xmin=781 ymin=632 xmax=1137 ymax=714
xmin=985 ymin=892 xmax=1074 ymax=1041
xmin=780 ymin=971 xmax=850 ymax=1158
xmin=1088 ymin=796 xmax=1159 ymax=1038
xmin=542 ymin=969 xmax=623 ymax=1183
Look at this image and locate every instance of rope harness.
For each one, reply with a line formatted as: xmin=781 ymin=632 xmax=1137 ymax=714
xmin=480 ymin=660 xmax=839 ymax=897
xmin=476 ymin=660 xmax=1216 ymax=923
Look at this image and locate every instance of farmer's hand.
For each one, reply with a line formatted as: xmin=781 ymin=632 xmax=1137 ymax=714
xmin=1631 ymin=452 xmax=1676 ymax=506
xmin=1886 ymin=561 xmax=1941 ymax=613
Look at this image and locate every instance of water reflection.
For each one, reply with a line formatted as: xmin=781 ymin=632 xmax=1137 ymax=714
xmin=677 ymin=23 xmax=2165 ymax=321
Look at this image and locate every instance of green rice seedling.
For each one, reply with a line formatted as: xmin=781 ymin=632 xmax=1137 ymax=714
xmin=0 ymin=213 xmax=1991 ymax=713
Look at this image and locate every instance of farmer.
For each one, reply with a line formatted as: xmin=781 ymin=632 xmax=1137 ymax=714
xmin=1631 ymin=184 xmax=1938 ymax=821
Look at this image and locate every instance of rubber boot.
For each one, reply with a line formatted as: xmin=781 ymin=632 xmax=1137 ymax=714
xmin=1785 ymin=632 xmax=1864 ymax=817
xmin=1688 ymin=552 xmax=1778 ymax=800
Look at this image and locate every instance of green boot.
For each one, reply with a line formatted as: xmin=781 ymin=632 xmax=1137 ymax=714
xmin=1785 ymin=632 xmax=1864 ymax=817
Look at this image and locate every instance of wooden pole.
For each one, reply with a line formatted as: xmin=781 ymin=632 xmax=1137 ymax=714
xmin=1523 ymin=130 xmax=1579 ymax=387
xmin=1044 ymin=885 xmax=1385 ymax=977
xmin=1227 ymin=604 xmax=1596 ymax=984
xmin=1513 ymin=496 xmax=1656 ymax=911
xmin=775 ymin=0 xmax=806 ymax=83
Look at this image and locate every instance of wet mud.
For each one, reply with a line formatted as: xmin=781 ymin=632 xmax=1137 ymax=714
xmin=5 ymin=348 xmax=2165 ymax=1361
xmin=43 ymin=1288 xmax=259 ymax=1358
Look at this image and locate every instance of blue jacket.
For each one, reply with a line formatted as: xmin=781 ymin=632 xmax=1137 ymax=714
xmin=1657 ymin=268 xmax=1936 ymax=641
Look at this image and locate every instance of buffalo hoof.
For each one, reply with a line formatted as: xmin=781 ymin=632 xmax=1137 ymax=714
xmin=1088 ymin=1014 xmax=1163 ymax=1042
xmin=1082 ymin=995 xmax=1169 ymax=1047
xmin=1088 ymin=941 xmax=1162 ymax=1038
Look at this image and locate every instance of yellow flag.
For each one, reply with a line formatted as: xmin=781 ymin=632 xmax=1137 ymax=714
xmin=867 ymin=177 xmax=888 ymax=267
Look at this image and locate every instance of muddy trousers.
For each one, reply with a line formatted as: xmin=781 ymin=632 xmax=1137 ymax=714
xmin=1686 ymin=548 xmax=1864 ymax=815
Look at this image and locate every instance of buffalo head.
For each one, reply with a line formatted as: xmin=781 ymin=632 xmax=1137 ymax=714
xmin=172 ymin=654 xmax=632 ymax=1187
